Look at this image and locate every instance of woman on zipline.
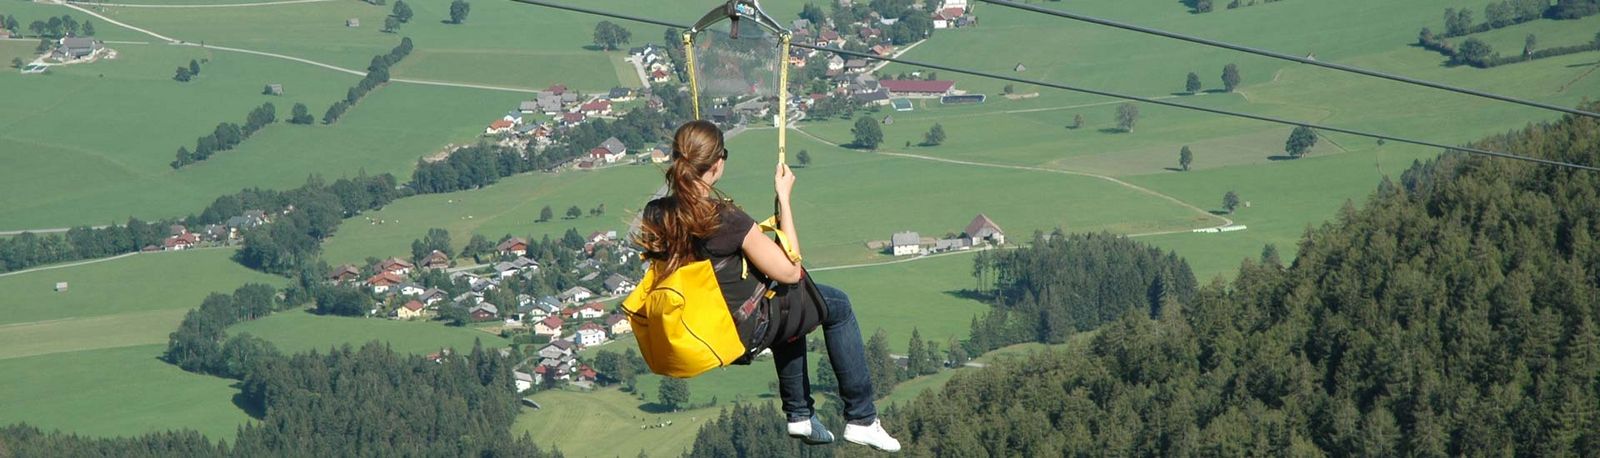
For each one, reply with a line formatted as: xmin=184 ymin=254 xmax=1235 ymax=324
xmin=633 ymin=120 xmax=900 ymax=452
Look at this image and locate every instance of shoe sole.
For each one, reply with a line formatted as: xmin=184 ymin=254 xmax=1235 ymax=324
xmin=844 ymin=436 xmax=900 ymax=452
xmin=789 ymin=433 xmax=833 ymax=445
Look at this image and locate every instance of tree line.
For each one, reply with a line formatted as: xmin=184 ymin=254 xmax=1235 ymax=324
xmin=0 ymin=218 xmax=178 ymax=273
xmin=6 ymin=13 xmax=93 ymax=38
xmin=171 ymin=102 xmax=276 ymax=168
xmin=1437 ymin=0 xmax=1548 ymax=38
xmin=233 ymin=172 xmax=401 ymax=274
xmin=878 ymin=103 xmax=1600 ymax=455
xmin=16 ymin=279 xmax=561 ymax=456
xmin=964 ymin=231 xmax=1198 ymax=354
xmin=323 ymin=37 xmax=413 ymax=125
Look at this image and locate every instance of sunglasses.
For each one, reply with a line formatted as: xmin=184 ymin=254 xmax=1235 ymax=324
xmin=720 ymin=147 xmax=729 ymax=160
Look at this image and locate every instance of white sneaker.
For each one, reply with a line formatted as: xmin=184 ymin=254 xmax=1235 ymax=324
xmin=843 ymin=419 xmax=901 ymax=452
xmin=787 ymin=416 xmax=834 ymax=445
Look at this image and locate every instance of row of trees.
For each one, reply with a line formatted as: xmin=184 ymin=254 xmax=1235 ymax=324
xmin=1440 ymin=0 xmax=1558 ymax=37
xmin=877 ymin=102 xmax=1600 ymax=456
xmin=323 ymin=37 xmax=413 ymax=124
xmin=1423 ymin=30 xmax=1600 ymax=68
xmin=8 ymin=13 xmax=93 ymax=39
xmin=233 ymin=172 xmax=402 ymax=274
xmin=170 ymin=102 xmax=276 ymax=168
xmin=0 ymin=217 xmax=179 ymax=273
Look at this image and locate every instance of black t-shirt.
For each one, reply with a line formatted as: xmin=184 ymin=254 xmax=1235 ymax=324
xmin=696 ymin=203 xmax=767 ymax=308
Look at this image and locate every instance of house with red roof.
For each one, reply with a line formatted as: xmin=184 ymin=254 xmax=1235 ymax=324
xmin=327 ymin=264 xmax=361 ymax=284
xmin=420 ymin=250 xmax=450 ymax=270
xmin=534 ymin=316 xmax=565 ymax=337
xmin=486 ymin=119 xmax=515 ymax=135
xmin=561 ymin=112 xmax=587 ymax=126
xmin=496 ymin=237 xmax=528 ymax=256
xmin=396 ymin=300 xmax=426 ymax=319
xmin=376 ymin=257 xmax=414 ymax=276
xmin=963 ymin=213 xmax=1005 ymax=245
xmin=367 ymin=271 xmax=405 ymax=294
xmin=162 ymin=231 xmax=200 ymax=251
xmin=579 ymin=99 xmax=612 ymax=116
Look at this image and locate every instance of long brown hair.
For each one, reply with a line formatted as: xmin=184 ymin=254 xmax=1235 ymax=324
xmin=635 ymin=120 xmax=729 ymax=277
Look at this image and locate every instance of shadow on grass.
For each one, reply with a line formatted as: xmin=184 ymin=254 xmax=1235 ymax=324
xmin=1267 ymin=155 xmax=1299 ymax=161
xmin=1208 ymin=210 xmax=1232 ymax=216
xmin=1163 ymin=167 xmax=1187 ymax=172
xmin=231 ymin=383 xmax=266 ymax=420
xmin=1566 ymin=61 xmax=1600 ymax=68
xmin=943 ymin=289 xmax=995 ymax=304
xmin=637 ymin=402 xmax=678 ymax=414
xmin=1097 ymin=128 xmax=1129 ymax=134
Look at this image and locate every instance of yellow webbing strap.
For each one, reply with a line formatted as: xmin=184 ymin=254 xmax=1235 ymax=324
xmin=776 ymin=35 xmax=790 ymax=165
xmin=683 ymin=31 xmax=701 ymax=120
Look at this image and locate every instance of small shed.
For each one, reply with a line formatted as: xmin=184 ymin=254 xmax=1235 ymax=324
xmin=1014 ymin=63 xmax=1026 ymax=72
xmin=882 ymin=115 xmax=894 ymax=125
xmin=346 ymin=18 xmax=360 ymax=27
xmin=55 ymin=282 xmax=69 ymax=292
xmin=265 ymin=84 xmax=284 ymax=96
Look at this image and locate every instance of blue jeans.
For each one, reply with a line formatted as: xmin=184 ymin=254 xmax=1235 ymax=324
xmin=772 ymin=283 xmax=876 ymax=423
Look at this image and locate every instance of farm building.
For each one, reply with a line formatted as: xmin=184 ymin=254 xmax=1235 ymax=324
xmin=891 ymin=98 xmax=913 ymax=112
xmin=963 ymin=213 xmax=1005 ymax=245
xmin=881 ymin=80 xmax=956 ymax=97
xmin=54 ymin=282 xmax=68 ymax=292
xmin=56 ymin=37 xmax=102 ymax=60
xmin=891 ymin=231 xmax=922 ymax=256
xmin=265 ymin=84 xmax=284 ymax=96
xmin=346 ymin=18 xmax=360 ymax=27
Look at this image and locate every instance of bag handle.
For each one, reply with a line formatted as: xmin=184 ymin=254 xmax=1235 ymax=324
xmin=756 ymin=215 xmax=801 ymax=264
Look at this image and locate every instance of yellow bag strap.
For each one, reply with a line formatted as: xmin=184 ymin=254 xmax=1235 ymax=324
xmin=757 ymin=215 xmax=801 ymax=264
xmin=740 ymin=215 xmax=801 ymax=280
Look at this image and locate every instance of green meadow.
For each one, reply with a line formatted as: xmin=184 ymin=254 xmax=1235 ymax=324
xmin=229 ymin=310 xmax=510 ymax=355
xmin=0 ymin=250 xmax=280 ymax=440
xmin=0 ymin=42 xmax=522 ymax=229
xmin=320 ymin=128 xmax=1209 ymax=267
xmin=0 ymin=344 xmax=252 ymax=440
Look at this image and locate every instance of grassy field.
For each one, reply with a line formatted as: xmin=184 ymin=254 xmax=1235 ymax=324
xmin=92 ymin=0 xmax=716 ymax=91
xmin=229 ymin=310 xmax=510 ymax=355
xmin=0 ymin=344 xmax=252 ymax=440
xmin=0 ymin=42 xmax=523 ymax=229
xmin=320 ymin=128 xmax=1210 ymax=267
xmin=0 ymin=249 xmax=279 ymax=439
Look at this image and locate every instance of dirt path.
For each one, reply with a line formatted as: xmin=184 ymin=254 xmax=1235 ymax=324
xmin=56 ymin=1 xmax=544 ymax=95
xmin=68 ymin=0 xmax=333 ymax=7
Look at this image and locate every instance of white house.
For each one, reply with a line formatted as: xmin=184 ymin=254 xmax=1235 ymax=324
xmin=577 ymin=302 xmax=606 ymax=320
xmin=891 ymin=231 xmax=922 ymax=256
xmin=575 ymin=323 xmax=608 ymax=347
xmin=558 ymin=286 xmax=594 ymax=304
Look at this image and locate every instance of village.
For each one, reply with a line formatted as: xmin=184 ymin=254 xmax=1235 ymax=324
xmin=462 ymin=0 xmax=982 ymax=172
xmin=885 ymin=213 xmax=1006 ymax=256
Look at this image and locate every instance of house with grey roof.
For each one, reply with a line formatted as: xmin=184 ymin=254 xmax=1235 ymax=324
xmin=57 ymin=37 xmax=102 ymax=60
xmin=603 ymin=274 xmax=635 ymax=295
xmin=599 ymin=137 xmax=627 ymax=155
xmin=891 ymin=231 xmax=922 ymax=256
xmin=519 ymin=100 xmax=541 ymax=113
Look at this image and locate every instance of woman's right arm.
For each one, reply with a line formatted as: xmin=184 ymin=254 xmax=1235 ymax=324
xmin=741 ymin=163 xmax=804 ymax=284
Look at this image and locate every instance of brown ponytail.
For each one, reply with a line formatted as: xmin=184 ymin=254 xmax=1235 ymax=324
xmin=635 ymin=120 xmax=729 ymax=277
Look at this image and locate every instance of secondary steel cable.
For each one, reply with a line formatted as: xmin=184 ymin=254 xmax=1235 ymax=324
xmin=979 ymin=0 xmax=1600 ymax=120
xmin=506 ymin=0 xmax=1600 ymax=172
